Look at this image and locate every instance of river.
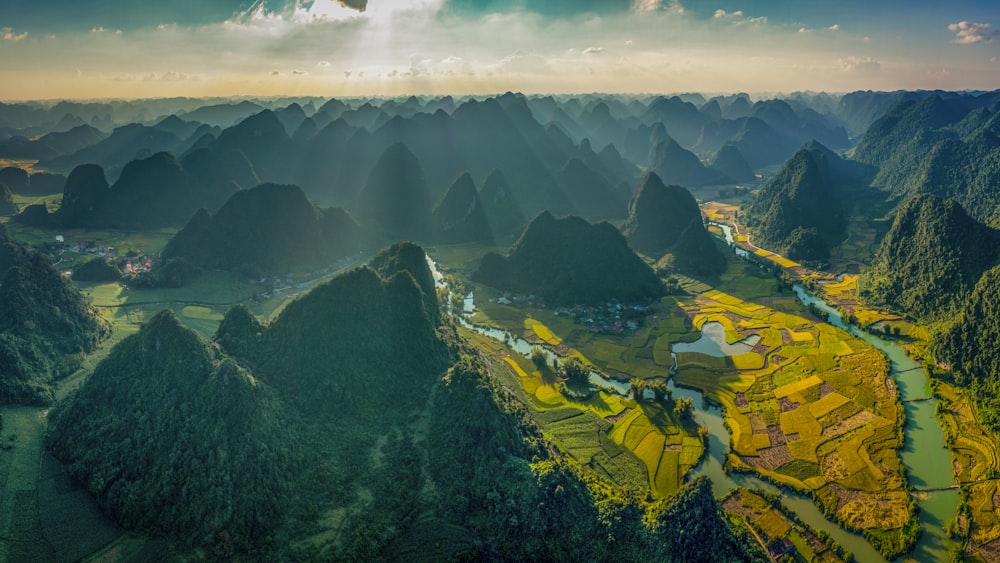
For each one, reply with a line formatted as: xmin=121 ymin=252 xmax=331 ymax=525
xmin=794 ymin=285 xmax=957 ymax=561
xmin=431 ymin=253 xmax=957 ymax=561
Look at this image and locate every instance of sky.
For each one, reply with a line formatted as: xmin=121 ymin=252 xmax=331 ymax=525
xmin=0 ymin=0 xmax=998 ymax=100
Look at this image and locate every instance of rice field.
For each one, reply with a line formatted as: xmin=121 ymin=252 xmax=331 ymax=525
xmin=721 ymin=489 xmax=849 ymax=563
xmin=463 ymin=294 xmax=706 ymax=499
xmin=673 ymin=283 xmax=913 ymax=538
xmin=934 ymin=381 xmax=1000 ymax=560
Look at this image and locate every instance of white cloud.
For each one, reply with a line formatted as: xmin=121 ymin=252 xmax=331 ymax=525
xmin=582 ymin=46 xmax=604 ymax=55
xmin=632 ymin=0 xmax=683 ymax=14
xmin=316 ymin=60 xmax=331 ymax=67
xmin=949 ymin=21 xmax=997 ymax=44
xmin=1 ymin=27 xmax=28 ymax=41
xmin=839 ymin=56 xmax=880 ymax=74
xmin=828 ymin=24 xmax=840 ymax=31
xmin=798 ymin=27 xmax=809 ymax=33
xmin=497 ymin=51 xmax=551 ymax=75
xmin=713 ymin=9 xmax=766 ymax=25
xmin=91 ymin=26 xmax=106 ymax=33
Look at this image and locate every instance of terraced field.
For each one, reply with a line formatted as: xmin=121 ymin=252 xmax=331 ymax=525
xmin=672 ymin=287 xmax=915 ymax=547
xmin=722 ymin=489 xmax=848 ymax=562
xmin=464 ymin=299 xmax=705 ymax=499
xmin=935 ymin=381 xmax=1000 ymax=560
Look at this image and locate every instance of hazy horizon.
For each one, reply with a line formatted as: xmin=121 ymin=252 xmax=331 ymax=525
xmin=1 ymin=0 xmax=998 ymax=101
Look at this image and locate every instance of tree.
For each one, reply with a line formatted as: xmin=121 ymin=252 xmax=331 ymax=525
xmin=530 ymin=347 xmax=548 ymax=369
xmin=674 ymin=397 xmax=694 ymax=419
xmin=562 ymin=358 xmax=589 ymax=384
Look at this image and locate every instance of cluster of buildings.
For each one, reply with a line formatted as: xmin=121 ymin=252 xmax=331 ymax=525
xmin=490 ymin=293 xmax=651 ymax=335
xmin=554 ymin=302 xmax=649 ymax=334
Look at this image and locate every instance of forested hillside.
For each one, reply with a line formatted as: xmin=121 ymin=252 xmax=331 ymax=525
xmin=161 ymin=183 xmax=360 ymax=277
xmin=860 ymin=194 xmax=999 ymax=321
xmin=934 ymin=265 xmax=1000 ymax=430
xmin=623 ymin=172 xmax=725 ymax=275
xmin=474 ymin=211 xmax=665 ymax=305
xmin=0 ymin=226 xmax=107 ymax=404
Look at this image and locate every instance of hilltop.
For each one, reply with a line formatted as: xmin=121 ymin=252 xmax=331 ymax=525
xmin=47 ymin=310 xmax=295 ymax=549
xmin=743 ymin=142 xmax=860 ymax=260
xmin=160 ymin=183 xmax=360 ymax=277
xmin=429 ymin=172 xmax=494 ymax=244
xmin=473 ymin=211 xmax=665 ymax=305
xmin=860 ymin=194 xmax=999 ymax=321
xmin=0 ymin=228 xmax=108 ymax=404
xmin=623 ymin=172 xmax=725 ymax=275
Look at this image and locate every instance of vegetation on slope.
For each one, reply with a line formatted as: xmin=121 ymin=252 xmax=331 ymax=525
xmin=71 ymin=257 xmax=122 ymax=282
xmin=479 ymin=168 xmax=525 ymax=235
xmin=934 ymin=264 xmax=1000 ymax=430
xmin=430 ymin=172 xmax=494 ymax=244
xmin=473 ymin=211 xmax=665 ymax=305
xmin=860 ymin=194 xmax=999 ymax=321
xmin=161 ymin=183 xmax=360 ymax=277
xmin=47 ymin=310 xmax=295 ymax=550
xmin=623 ymin=172 xmax=726 ymax=275
xmin=851 ymin=94 xmax=1000 ymax=222
xmin=743 ymin=142 xmax=862 ymax=260
xmin=0 ymin=230 xmax=108 ymax=405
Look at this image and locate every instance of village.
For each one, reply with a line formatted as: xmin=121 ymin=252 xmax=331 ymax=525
xmin=491 ymin=293 xmax=652 ymax=335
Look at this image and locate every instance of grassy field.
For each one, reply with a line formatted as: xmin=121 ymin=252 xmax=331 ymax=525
xmin=722 ymin=489 xmax=849 ymax=562
xmin=461 ymin=318 xmax=704 ymax=499
xmin=934 ymin=381 xmax=1000 ymax=560
xmin=0 ymin=407 xmax=125 ymax=563
xmin=669 ymin=270 xmax=914 ymax=550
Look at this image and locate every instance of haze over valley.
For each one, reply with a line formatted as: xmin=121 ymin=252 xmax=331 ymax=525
xmin=2 ymin=1 xmax=1000 ymax=562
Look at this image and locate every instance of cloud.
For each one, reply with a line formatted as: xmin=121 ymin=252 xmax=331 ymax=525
xmin=839 ymin=56 xmax=880 ymax=74
xmin=316 ymin=60 xmax=331 ymax=67
xmin=713 ymin=9 xmax=766 ymax=25
xmin=632 ymin=0 xmax=683 ymax=14
xmin=292 ymin=69 xmax=307 ymax=74
xmin=949 ymin=21 xmax=997 ymax=44
xmin=1 ymin=27 xmax=28 ymax=41
xmin=497 ymin=51 xmax=550 ymax=74
xmin=828 ymin=24 xmax=840 ymax=31
xmin=714 ymin=9 xmax=742 ymax=19
xmin=582 ymin=46 xmax=604 ymax=55
xmin=91 ymin=26 xmax=105 ymax=33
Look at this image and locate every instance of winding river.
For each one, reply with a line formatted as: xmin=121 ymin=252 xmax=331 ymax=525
xmin=432 ymin=253 xmax=957 ymax=561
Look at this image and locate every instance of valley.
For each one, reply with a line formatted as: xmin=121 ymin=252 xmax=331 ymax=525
xmin=3 ymin=87 xmax=1000 ymax=562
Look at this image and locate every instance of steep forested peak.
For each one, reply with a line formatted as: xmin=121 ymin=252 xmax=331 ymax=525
xmin=709 ymin=144 xmax=755 ymax=182
xmin=852 ymin=94 xmax=968 ymax=165
xmin=0 ymin=223 xmax=28 ymax=279
xmin=650 ymin=136 xmax=722 ymax=187
xmin=742 ymin=141 xmax=855 ymax=260
xmin=161 ymin=182 xmax=359 ymax=276
xmin=623 ymin=172 xmax=725 ymax=274
xmin=217 ymin=109 xmax=290 ymax=145
xmin=860 ymin=194 xmax=999 ymax=320
xmin=479 ymin=168 xmax=525 ymax=234
xmin=50 ymin=163 xmax=110 ymax=222
xmin=473 ymin=210 xmax=665 ymax=306
xmin=359 ymin=141 xmax=432 ymax=238
xmin=369 ymin=241 xmax=438 ymax=310
xmin=0 ymin=250 xmax=107 ymax=405
xmin=113 ymin=150 xmax=183 ymax=187
xmin=0 ymin=183 xmax=16 ymax=216
xmin=430 ymin=172 xmax=493 ymax=244
xmin=933 ymin=264 xmax=1000 ymax=430
xmin=47 ymin=307 xmax=294 ymax=550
